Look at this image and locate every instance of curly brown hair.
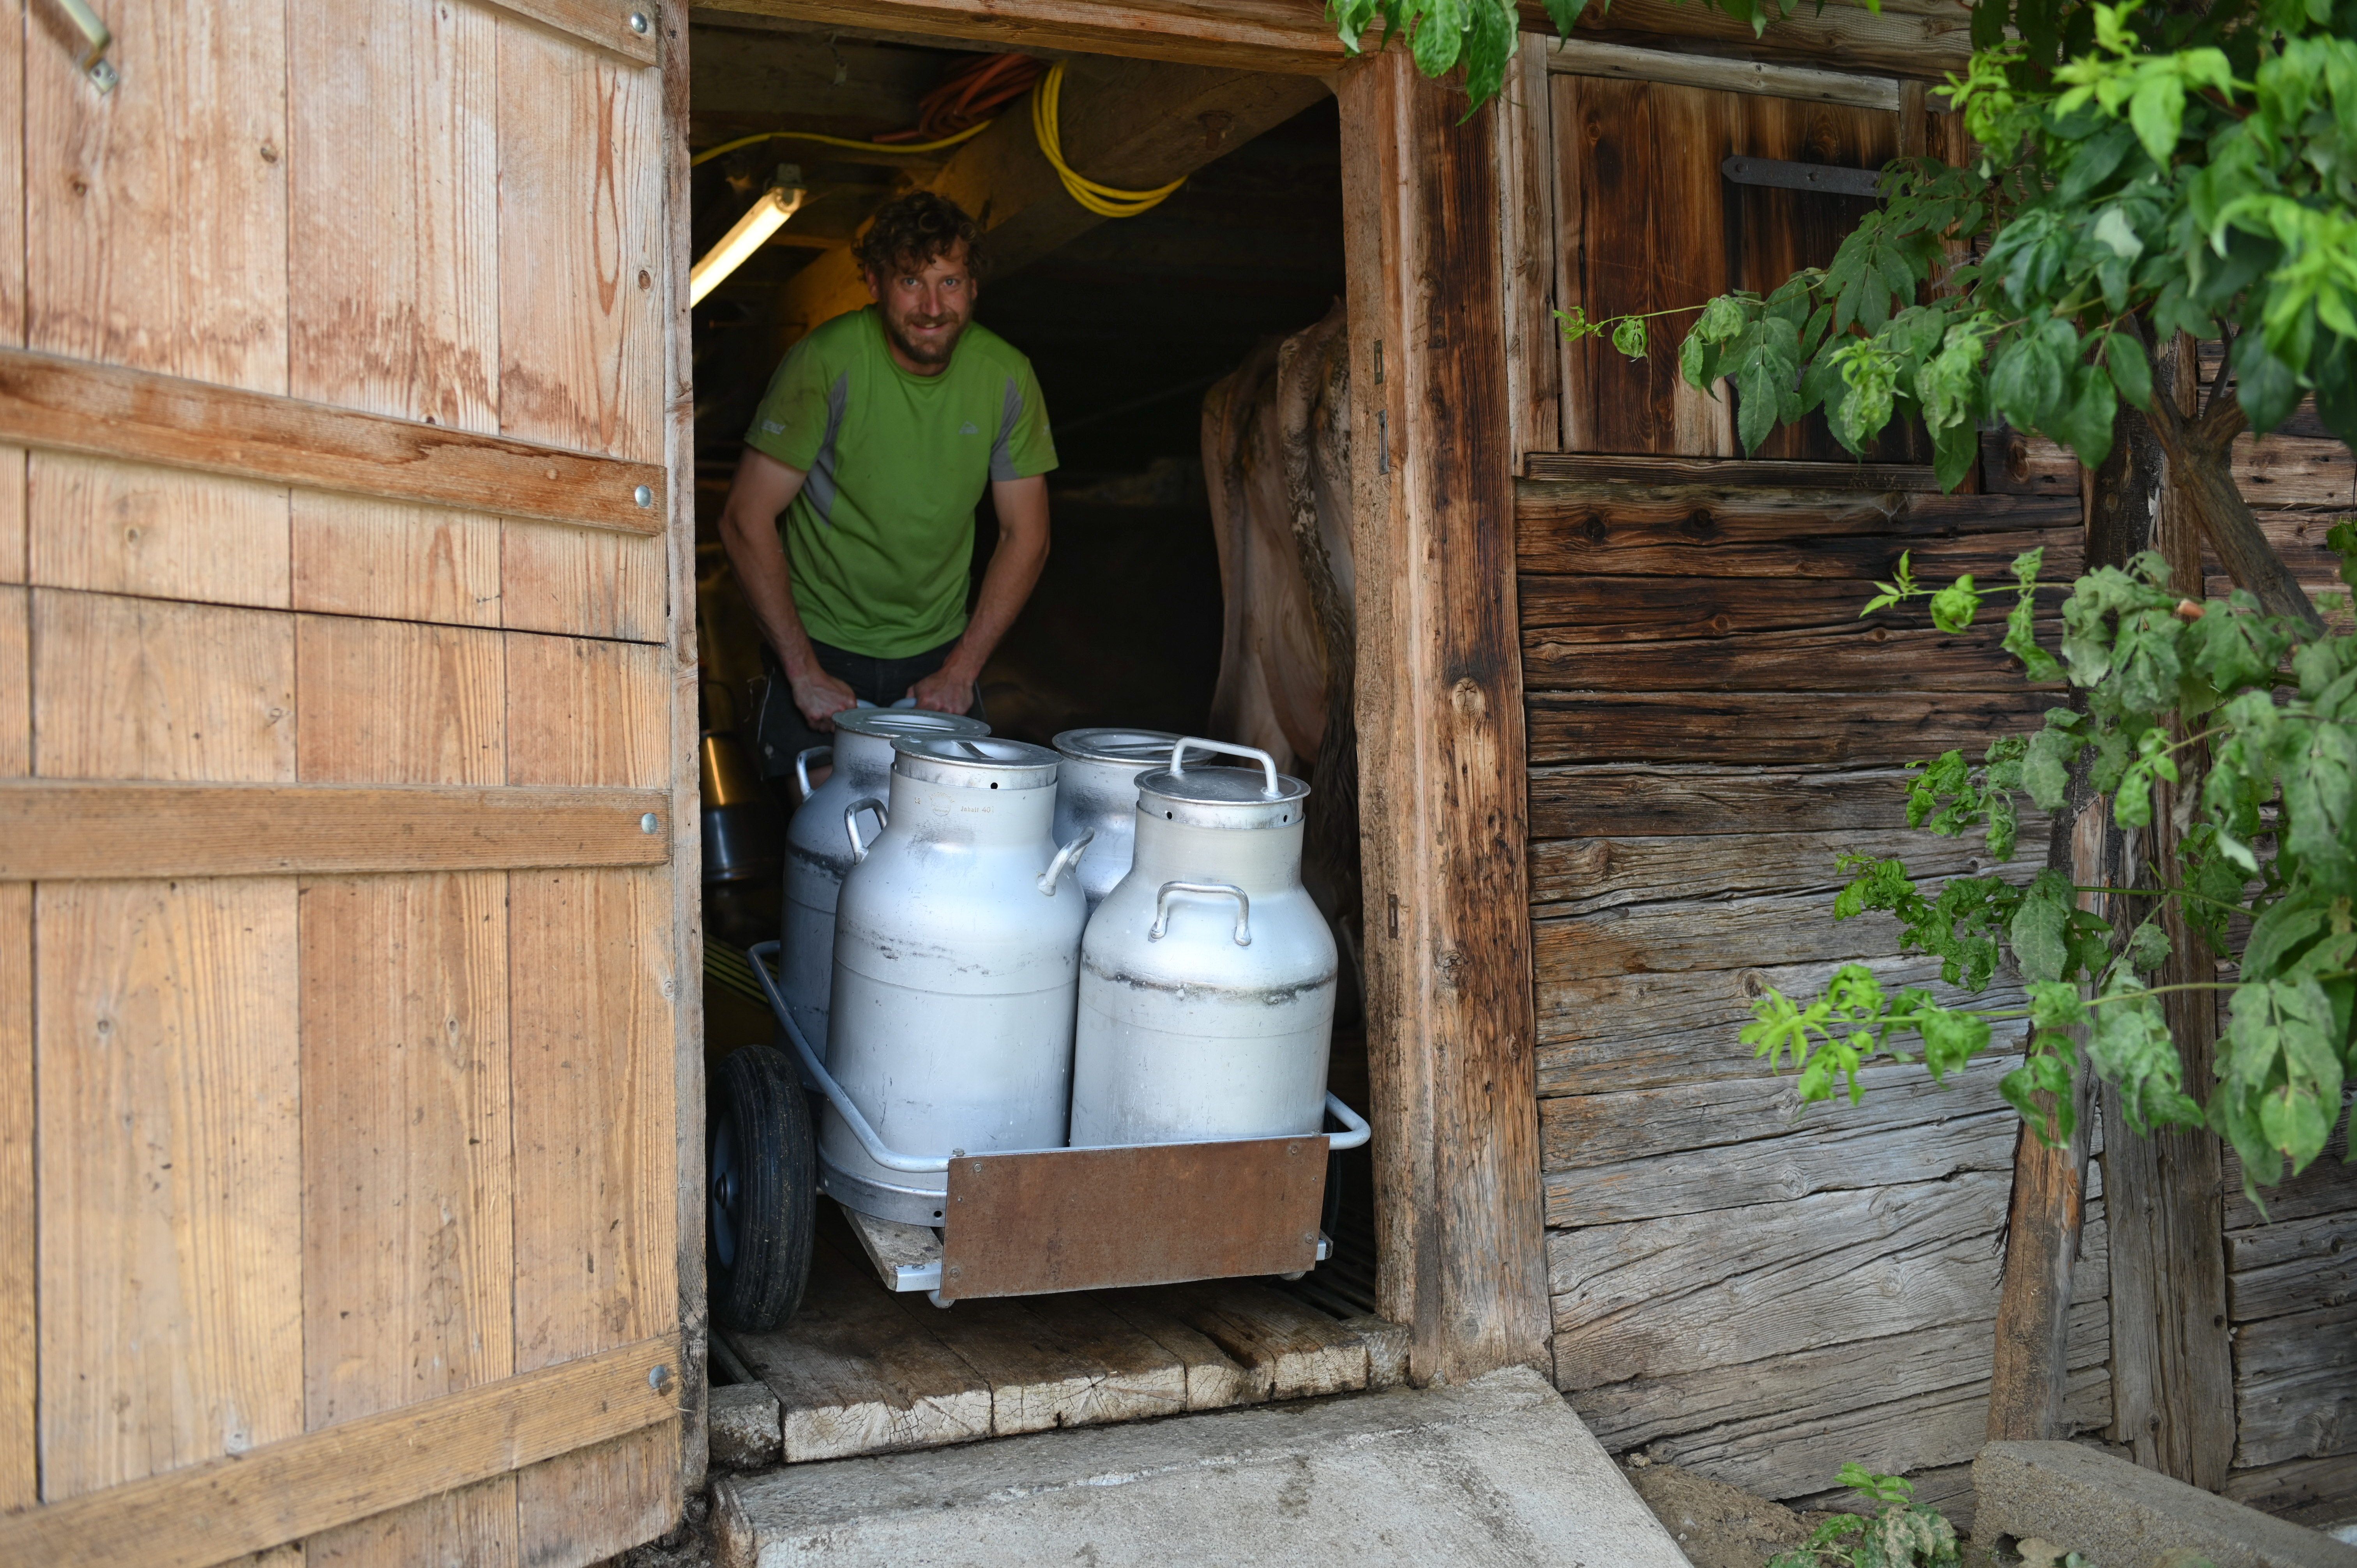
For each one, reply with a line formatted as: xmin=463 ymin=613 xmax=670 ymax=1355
xmin=855 ymin=192 xmax=985 ymax=283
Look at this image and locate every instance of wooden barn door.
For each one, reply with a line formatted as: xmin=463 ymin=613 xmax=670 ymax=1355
xmin=0 ymin=1 xmax=700 ymax=1564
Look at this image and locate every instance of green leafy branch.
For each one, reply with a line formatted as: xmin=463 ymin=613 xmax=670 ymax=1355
xmin=1765 ymin=1466 xmax=1961 ymax=1568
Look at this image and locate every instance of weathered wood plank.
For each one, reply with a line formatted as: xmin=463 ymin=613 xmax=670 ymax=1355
xmin=1537 ymin=957 xmax=2034 ymax=1096
xmin=1096 ymin=1289 xmax=1271 ymax=1411
xmin=1980 ymin=427 xmax=2079 ymax=496
xmin=1571 ymin=1299 xmax=2108 ymax=1457
xmin=1547 ymin=1107 xmax=2022 ymax=1228
xmin=2227 ymin=1211 xmax=2357 ymax=1324
xmin=896 ymin=1294 xmax=1188 ymax=1436
xmin=297 ymin=871 xmax=519 ymax=1566
xmin=496 ymin=20 xmax=664 ymax=466
xmin=484 ymin=0 xmax=659 ymax=67
xmin=1530 ymin=825 xmax=2030 ymax=912
xmin=1548 ymin=0 xmax=1974 ymax=79
xmin=501 ymin=519 xmax=667 ymax=643
xmin=291 ymin=494 xmax=504 ymax=629
xmin=728 ymin=1243 xmax=993 ymax=1463
xmin=296 ymin=615 xmax=505 ymax=786
xmin=507 ymin=866 xmax=676 ymax=1372
xmin=0 ymin=349 xmax=664 ymax=533
xmin=1647 ymin=1362 xmax=2111 ymax=1504
xmin=1514 ymin=484 xmax=2080 ymax=577
xmin=1523 ymin=615 xmax=2061 ymax=692
xmin=28 ymin=453 xmax=291 ymax=610
xmin=288 ymin=0 xmax=499 ymax=432
xmin=2225 ymin=1130 xmax=2357 ymax=1231
xmin=1497 ymin=34 xmax=1562 ymax=462
xmin=2224 ymin=1451 xmax=2357 ymax=1528
xmin=1527 ymin=454 xmax=1937 ymax=489
xmin=1535 ymin=890 xmax=1908 ymax=981
xmin=0 ymin=780 xmax=668 ymax=879
xmin=0 ymin=1334 xmax=675 ymax=1568
xmin=1165 ymin=1282 xmax=1371 ymax=1402
xmin=1528 ymin=763 xmax=1924 ymax=838
xmin=2231 ymin=1303 xmax=2357 ymax=1467
xmin=1341 ymin=47 xmax=1550 ymax=1382
xmin=505 ymin=632 xmax=668 ymax=790
xmin=0 ymin=587 xmax=23 ymax=778
xmin=31 ymin=590 xmax=295 ymax=783
xmin=1537 ymin=34 xmax=1903 ymax=106
xmin=1550 ymin=1171 xmax=2095 ymax=1391
xmin=0 ymin=882 xmax=28 ymax=1510
xmin=26 ymin=0 xmax=288 ymax=394
xmin=35 ymin=878 xmax=305 ymax=1501
xmin=1518 ymin=571 xmax=2064 ymax=643
xmin=1527 ymin=689 xmax=2048 ymax=766
xmin=1543 ymin=1059 xmax=2020 ymax=1172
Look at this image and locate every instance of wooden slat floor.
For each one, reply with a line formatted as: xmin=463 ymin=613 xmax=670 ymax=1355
xmin=722 ymin=1207 xmax=1407 ymax=1465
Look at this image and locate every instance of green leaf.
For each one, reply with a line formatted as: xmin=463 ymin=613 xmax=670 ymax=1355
xmin=2127 ymin=919 xmax=2172 ymax=973
xmin=2011 ymin=876 xmax=2073 ymax=984
xmin=2048 ymin=362 xmax=2120 ymax=471
xmin=1930 ymin=576 xmax=1981 ymax=633
xmin=2129 ymin=72 xmax=2187 ymax=163
xmin=1611 ymin=314 xmax=1649 ymax=360
xmin=2106 ymin=331 xmax=2154 ymax=410
xmin=1991 ymin=333 xmax=2065 ymax=428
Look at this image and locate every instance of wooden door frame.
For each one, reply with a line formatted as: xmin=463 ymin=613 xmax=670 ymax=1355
xmin=729 ymin=0 xmax=1551 ymax=1383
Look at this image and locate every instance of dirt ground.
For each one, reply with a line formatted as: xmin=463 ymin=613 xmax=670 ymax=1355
xmin=1624 ymin=1459 xmax=2009 ymax=1568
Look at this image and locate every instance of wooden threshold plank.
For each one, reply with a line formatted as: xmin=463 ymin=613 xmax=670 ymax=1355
xmin=901 ymin=1293 xmax=1187 ymax=1437
xmin=0 ymin=1335 xmax=677 ymax=1568
xmin=0 ymin=348 xmax=664 ymax=534
xmin=727 ymin=1238 xmax=991 ymax=1464
xmin=1162 ymin=1282 xmax=1371 ymax=1402
xmin=1097 ymin=1289 xmax=1272 ymax=1411
xmin=0 ymin=780 xmax=668 ymax=878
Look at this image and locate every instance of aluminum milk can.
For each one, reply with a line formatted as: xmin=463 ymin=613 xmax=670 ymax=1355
xmin=823 ymin=735 xmax=1093 ymax=1223
xmin=779 ymin=708 xmax=989 ymax=1060
xmin=1051 ymin=727 xmax=1183 ymax=912
xmin=1069 ymin=737 xmax=1336 ymax=1147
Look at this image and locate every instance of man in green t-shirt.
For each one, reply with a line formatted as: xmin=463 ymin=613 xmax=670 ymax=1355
xmin=717 ymin=191 xmax=1057 ymax=781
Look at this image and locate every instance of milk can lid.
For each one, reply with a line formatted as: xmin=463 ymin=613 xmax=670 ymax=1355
xmin=891 ymin=734 xmax=1061 ymax=791
xmin=1134 ymin=763 xmax=1311 ymax=830
xmin=834 ymin=708 xmax=989 ymax=743
xmin=1053 ymin=726 xmax=1184 ymax=766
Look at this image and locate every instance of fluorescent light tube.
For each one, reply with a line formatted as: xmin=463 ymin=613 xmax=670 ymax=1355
xmin=691 ymin=183 xmax=807 ymax=305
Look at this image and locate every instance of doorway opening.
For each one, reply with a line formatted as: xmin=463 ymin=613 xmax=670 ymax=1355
xmin=684 ymin=16 xmax=1387 ymax=1462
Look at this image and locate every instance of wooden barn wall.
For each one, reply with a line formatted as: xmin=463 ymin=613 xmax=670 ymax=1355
xmin=1502 ymin=33 xmax=2357 ymax=1516
xmin=0 ymin=0 xmax=697 ymax=1561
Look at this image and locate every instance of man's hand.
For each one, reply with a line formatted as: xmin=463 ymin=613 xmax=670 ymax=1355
xmin=905 ymin=659 xmax=979 ymax=715
xmin=791 ymin=667 xmax=860 ymax=730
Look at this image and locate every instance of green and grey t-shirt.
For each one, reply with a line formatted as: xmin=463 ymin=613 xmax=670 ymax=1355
xmin=744 ymin=307 xmax=1057 ymax=659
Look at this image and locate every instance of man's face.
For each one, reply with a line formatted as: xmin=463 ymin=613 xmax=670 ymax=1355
xmin=866 ymin=244 xmax=976 ymax=374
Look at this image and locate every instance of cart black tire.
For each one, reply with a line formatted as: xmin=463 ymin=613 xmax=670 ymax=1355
xmin=708 ymin=1044 xmax=815 ymax=1332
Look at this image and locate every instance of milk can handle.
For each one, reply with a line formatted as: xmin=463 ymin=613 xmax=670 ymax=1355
xmin=1169 ymin=736 xmax=1281 ymax=798
xmin=844 ymin=797 xmax=886 ymax=864
xmin=1037 ymin=828 xmax=1095 ymax=896
xmin=1148 ymin=881 xmax=1251 ymax=946
xmin=793 ymin=744 xmax=831 ymax=801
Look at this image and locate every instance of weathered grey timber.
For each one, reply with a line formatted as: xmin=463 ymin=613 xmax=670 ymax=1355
xmin=1974 ymin=1441 xmax=2357 ymax=1568
xmin=710 ymin=1365 xmax=1693 ymax=1568
xmin=709 ymin=1384 xmax=784 ymax=1471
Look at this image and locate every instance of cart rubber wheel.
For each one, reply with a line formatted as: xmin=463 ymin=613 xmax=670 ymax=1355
xmin=709 ymin=1044 xmax=815 ymax=1332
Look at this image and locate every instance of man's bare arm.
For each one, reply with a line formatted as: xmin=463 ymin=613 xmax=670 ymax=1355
xmin=908 ymin=474 xmax=1051 ymax=713
xmin=716 ymin=446 xmax=858 ymax=728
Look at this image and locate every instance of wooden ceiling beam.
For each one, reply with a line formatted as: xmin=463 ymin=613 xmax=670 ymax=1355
xmin=1515 ymin=0 xmax=1971 ymax=81
xmin=689 ymin=0 xmax=1346 ymax=74
xmin=688 ymin=23 xmax=943 ymax=130
xmin=772 ymin=56 xmax=1330 ymax=343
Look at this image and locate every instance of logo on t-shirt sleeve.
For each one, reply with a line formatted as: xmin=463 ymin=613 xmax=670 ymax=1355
xmin=959 ymin=422 xmax=979 ymax=435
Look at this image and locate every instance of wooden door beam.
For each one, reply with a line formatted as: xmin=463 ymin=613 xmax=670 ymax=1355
xmin=0 ymin=1335 xmax=679 ymax=1568
xmin=774 ymin=57 xmax=1329 ymax=344
xmin=1338 ymin=50 xmax=1551 ymax=1384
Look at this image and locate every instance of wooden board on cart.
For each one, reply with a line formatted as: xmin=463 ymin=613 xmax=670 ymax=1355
xmin=724 ymin=1228 xmax=1403 ymax=1464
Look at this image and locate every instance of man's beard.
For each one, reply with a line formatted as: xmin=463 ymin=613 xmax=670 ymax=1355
xmin=884 ymin=309 xmax=968 ymax=367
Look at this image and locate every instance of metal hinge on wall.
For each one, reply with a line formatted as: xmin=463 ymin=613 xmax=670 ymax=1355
xmin=52 ymin=0 xmax=118 ymax=92
xmin=1720 ymin=156 xmax=1879 ymax=198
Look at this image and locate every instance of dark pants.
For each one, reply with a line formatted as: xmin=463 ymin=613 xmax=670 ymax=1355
xmin=753 ymin=636 xmax=985 ymax=791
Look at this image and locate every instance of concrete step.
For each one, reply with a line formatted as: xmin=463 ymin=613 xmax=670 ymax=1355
xmin=712 ymin=1363 xmax=1695 ymax=1568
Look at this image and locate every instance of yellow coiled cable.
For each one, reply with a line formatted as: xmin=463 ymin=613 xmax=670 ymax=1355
xmin=1029 ymin=60 xmax=1185 ymax=219
xmin=691 ymin=60 xmax=1182 ymax=221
